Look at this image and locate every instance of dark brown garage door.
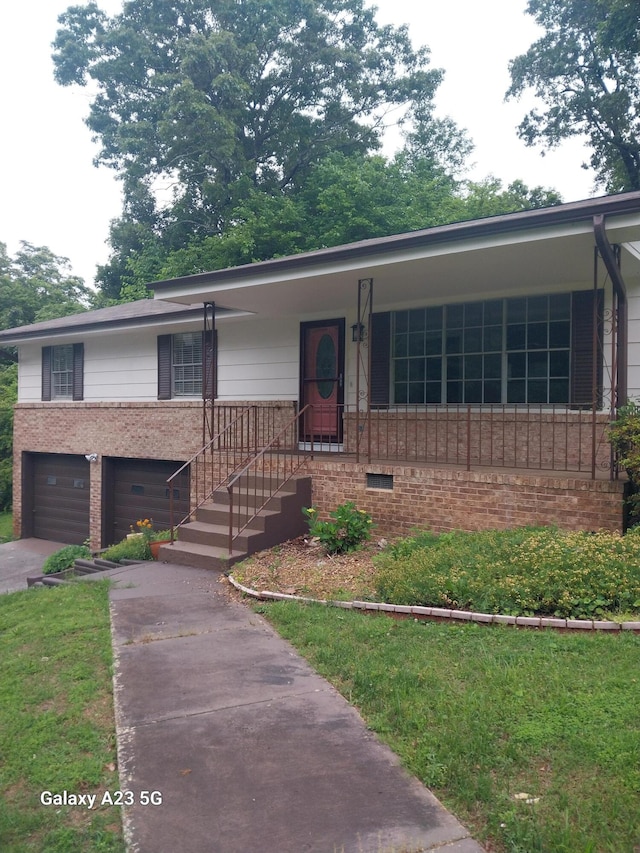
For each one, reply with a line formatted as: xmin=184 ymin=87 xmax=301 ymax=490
xmin=26 ymin=453 xmax=91 ymax=545
xmin=103 ymin=458 xmax=190 ymax=546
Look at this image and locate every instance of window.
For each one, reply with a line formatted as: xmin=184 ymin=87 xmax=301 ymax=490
xmin=51 ymin=344 xmax=74 ymax=398
xmin=42 ymin=344 xmax=84 ymax=401
xmin=372 ymin=290 xmax=601 ymax=408
xmin=172 ymin=332 xmax=202 ymax=396
xmin=157 ymin=332 xmax=216 ymax=400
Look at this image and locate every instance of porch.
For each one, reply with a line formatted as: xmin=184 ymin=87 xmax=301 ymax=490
xmin=194 ymin=401 xmax=615 ymax=479
xmin=164 ymin=401 xmax=623 ymax=567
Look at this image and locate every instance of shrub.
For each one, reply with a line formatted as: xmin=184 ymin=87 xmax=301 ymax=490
xmin=374 ymin=526 xmax=640 ymax=619
xmin=101 ymin=535 xmax=151 ymax=563
xmin=42 ymin=544 xmax=91 ymax=575
xmin=608 ymin=399 xmax=640 ymax=518
xmin=303 ymin=502 xmax=372 ymax=555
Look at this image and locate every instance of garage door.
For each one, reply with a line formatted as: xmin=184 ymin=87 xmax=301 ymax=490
xmin=28 ymin=454 xmax=91 ymax=545
xmin=104 ymin=458 xmax=190 ymax=546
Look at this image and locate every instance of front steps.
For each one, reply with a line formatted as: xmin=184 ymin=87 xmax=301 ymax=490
xmin=158 ymin=475 xmax=312 ymax=571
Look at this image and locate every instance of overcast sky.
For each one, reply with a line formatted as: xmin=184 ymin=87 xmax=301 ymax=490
xmin=0 ymin=0 xmax=597 ymax=288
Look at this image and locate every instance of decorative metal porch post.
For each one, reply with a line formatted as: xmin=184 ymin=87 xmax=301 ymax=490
xmin=355 ymin=279 xmax=373 ymax=463
xmin=202 ymin=301 xmax=216 ymax=445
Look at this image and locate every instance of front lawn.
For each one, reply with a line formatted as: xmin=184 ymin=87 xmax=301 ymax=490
xmin=0 ymin=581 xmax=124 ymax=852
xmin=261 ymin=601 xmax=640 ymax=853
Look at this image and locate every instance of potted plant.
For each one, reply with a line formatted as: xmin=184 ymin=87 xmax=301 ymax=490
xmin=131 ymin=518 xmax=174 ymax=560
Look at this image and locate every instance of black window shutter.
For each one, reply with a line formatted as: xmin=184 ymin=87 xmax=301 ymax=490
xmin=203 ymin=330 xmax=217 ymax=401
xmin=41 ymin=346 xmax=52 ymax=401
xmin=72 ymin=343 xmax=84 ymax=401
xmin=571 ymin=289 xmax=604 ymax=409
xmin=370 ymin=312 xmax=391 ymax=407
xmin=157 ymin=335 xmax=172 ymax=400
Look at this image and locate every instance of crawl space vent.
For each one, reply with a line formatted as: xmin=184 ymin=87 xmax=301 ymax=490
xmin=366 ymin=473 xmax=393 ymax=490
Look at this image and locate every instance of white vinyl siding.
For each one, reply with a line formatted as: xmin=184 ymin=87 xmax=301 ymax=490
xmin=17 ymin=318 xmax=300 ymax=402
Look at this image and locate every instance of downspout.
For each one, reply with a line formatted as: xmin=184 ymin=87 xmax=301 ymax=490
xmin=593 ymin=214 xmax=628 ymax=408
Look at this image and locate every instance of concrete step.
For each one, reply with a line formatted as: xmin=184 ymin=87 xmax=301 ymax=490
xmin=157 ymin=540 xmax=246 ymax=571
xmin=167 ymin=473 xmax=312 ymax=571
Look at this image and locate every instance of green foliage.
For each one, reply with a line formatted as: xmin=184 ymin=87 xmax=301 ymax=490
xmin=507 ymin=0 xmax=640 ymax=192
xmin=374 ymin=526 xmax=640 ymax=619
xmin=303 ymin=501 xmax=372 ymax=555
xmin=53 ymin=0 xmax=446 ymax=298
xmin=264 ymin=602 xmax=640 ymax=852
xmin=608 ymin=399 xmax=640 ymax=518
xmin=0 ymin=511 xmax=12 ymax=543
xmin=42 ymin=544 xmax=91 ymax=575
xmin=0 ymin=363 xmax=16 ymax=511
xmin=0 ymin=582 xmax=124 ymax=851
xmin=0 ymin=241 xmax=91 ymax=329
xmin=101 ymin=536 xmax=151 ymax=563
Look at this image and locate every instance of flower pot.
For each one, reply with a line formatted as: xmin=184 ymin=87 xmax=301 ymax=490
xmin=149 ymin=539 xmax=171 ymax=560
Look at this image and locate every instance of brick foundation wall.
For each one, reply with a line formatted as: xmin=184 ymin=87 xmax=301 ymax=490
xmin=306 ymin=460 xmax=624 ymax=537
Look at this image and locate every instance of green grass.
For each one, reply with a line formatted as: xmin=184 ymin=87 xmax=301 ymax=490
xmin=0 ymin=511 xmax=13 ymax=543
xmin=260 ymin=601 xmax=640 ymax=853
xmin=0 ymin=581 xmax=124 ymax=852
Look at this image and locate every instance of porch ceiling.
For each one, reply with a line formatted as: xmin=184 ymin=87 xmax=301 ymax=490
xmin=153 ymin=199 xmax=640 ymax=319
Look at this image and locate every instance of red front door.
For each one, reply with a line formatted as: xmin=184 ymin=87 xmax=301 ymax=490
xmin=300 ymin=320 xmax=345 ymax=443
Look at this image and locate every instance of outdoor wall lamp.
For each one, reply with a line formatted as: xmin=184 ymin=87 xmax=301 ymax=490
xmin=351 ymin=322 xmax=366 ymax=343
xmin=85 ymin=453 xmax=98 ymax=463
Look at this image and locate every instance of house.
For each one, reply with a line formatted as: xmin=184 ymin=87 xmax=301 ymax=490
xmin=2 ymin=191 xmax=640 ymax=565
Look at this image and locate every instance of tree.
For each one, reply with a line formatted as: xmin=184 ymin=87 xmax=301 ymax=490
xmin=53 ymin=0 xmax=441 ymax=259
xmin=453 ymin=177 xmax=562 ymax=221
xmin=0 ymin=242 xmax=92 ymax=330
xmin=507 ymin=0 xmax=640 ymax=193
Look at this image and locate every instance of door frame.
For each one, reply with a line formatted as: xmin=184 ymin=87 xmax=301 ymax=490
xmin=299 ymin=318 xmax=345 ymax=444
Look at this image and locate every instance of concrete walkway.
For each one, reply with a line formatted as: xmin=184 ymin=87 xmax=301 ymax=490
xmin=107 ymin=561 xmax=484 ymax=853
xmin=0 ymin=543 xmax=484 ymax=852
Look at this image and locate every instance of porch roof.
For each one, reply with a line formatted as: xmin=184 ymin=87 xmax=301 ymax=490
xmin=152 ymin=192 xmax=640 ymax=318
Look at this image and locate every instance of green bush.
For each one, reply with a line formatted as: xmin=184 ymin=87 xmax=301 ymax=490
xmin=374 ymin=526 xmax=640 ymax=619
xmin=608 ymin=399 xmax=640 ymax=518
xmin=303 ymin=501 xmax=372 ymax=555
xmin=101 ymin=535 xmax=151 ymax=563
xmin=42 ymin=544 xmax=91 ymax=575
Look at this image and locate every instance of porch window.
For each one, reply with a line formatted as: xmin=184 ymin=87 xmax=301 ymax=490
xmin=389 ymin=292 xmax=593 ymax=407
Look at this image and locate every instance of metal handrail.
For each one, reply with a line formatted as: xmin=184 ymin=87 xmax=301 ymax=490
xmin=167 ymin=406 xmax=256 ymax=541
xmin=225 ymin=404 xmax=312 ymax=554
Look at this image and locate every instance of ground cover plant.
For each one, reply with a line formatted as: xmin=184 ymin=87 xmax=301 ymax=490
xmin=374 ymin=526 xmax=640 ymax=619
xmin=0 ymin=581 xmax=124 ymax=852
xmin=260 ymin=601 xmax=640 ymax=853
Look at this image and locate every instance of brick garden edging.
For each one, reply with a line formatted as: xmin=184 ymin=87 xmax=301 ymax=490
xmin=227 ymin=575 xmax=640 ymax=633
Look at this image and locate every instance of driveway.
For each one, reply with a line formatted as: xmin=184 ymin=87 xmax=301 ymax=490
xmin=0 ymin=539 xmax=66 ymax=594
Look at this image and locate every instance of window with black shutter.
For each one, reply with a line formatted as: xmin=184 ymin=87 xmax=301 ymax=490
xmin=157 ymin=332 xmax=217 ymax=400
xmin=41 ymin=344 xmax=84 ymax=401
xmin=369 ymin=291 xmax=603 ymax=407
